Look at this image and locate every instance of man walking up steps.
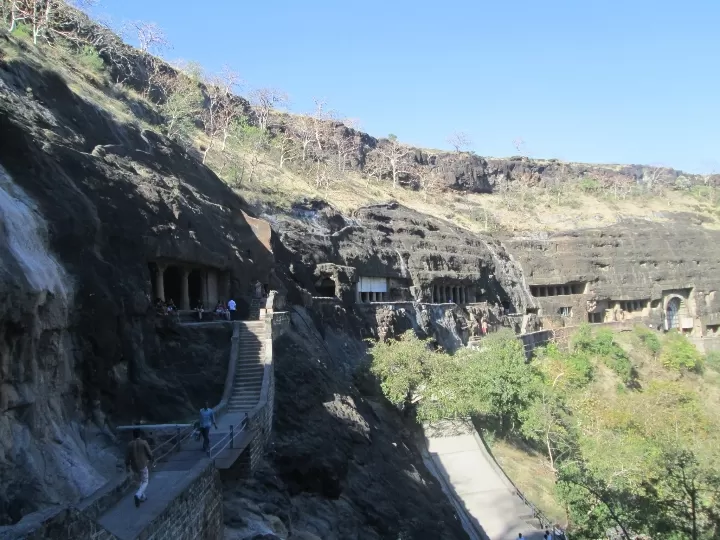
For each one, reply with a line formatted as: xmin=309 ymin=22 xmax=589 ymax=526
xmin=125 ymin=429 xmax=153 ymax=508
xmin=199 ymin=402 xmax=218 ymax=453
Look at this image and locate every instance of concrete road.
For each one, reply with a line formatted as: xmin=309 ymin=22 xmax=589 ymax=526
xmin=428 ymin=435 xmax=546 ymax=540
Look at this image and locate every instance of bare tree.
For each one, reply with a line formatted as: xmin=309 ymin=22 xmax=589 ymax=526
xmin=272 ymin=128 xmax=296 ymax=168
xmin=310 ymin=99 xmax=337 ymax=154
xmin=200 ymin=66 xmax=242 ymax=162
xmin=328 ymin=118 xmax=360 ymax=172
xmin=415 ymin=165 xmax=443 ymax=201
xmin=447 ymin=131 xmax=472 ymax=153
xmin=288 ymin=114 xmax=314 ymax=161
xmin=124 ymin=20 xmax=168 ymax=54
xmin=249 ymin=87 xmax=289 ymax=131
xmin=643 ymin=165 xmax=669 ymax=192
xmin=363 ymin=159 xmax=385 ymax=187
xmin=314 ymin=160 xmax=343 ymax=192
xmin=159 ymin=73 xmax=203 ymax=140
xmin=7 ymin=0 xmax=103 ymax=44
xmin=9 ymin=0 xmax=59 ymax=44
xmin=375 ymin=135 xmax=413 ymax=188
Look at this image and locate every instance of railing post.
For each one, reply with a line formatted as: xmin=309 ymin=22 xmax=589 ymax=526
xmin=176 ymin=427 xmax=181 ymax=452
xmin=230 ymin=425 xmax=234 ymax=449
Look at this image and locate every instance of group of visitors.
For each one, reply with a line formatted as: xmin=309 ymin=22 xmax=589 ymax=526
xmin=154 ymin=298 xmax=178 ymax=317
xmin=517 ymin=527 xmax=566 ymax=539
xmin=154 ymin=297 xmax=238 ymax=321
xmin=125 ymin=401 xmax=249 ymax=508
xmin=470 ymin=314 xmax=489 ymax=337
xmin=212 ymin=299 xmax=236 ymax=320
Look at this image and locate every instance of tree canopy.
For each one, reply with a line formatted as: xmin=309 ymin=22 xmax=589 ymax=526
xmin=369 ymin=324 xmax=720 ymax=539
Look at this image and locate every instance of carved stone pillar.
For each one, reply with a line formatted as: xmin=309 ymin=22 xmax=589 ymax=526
xmin=155 ymin=264 xmax=166 ymax=302
xmin=181 ymin=268 xmax=190 ymax=310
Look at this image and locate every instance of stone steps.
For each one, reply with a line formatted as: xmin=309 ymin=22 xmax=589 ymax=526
xmin=228 ymin=321 xmax=268 ymax=412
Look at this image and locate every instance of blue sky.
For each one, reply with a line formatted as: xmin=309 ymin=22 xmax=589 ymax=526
xmin=93 ymin=0 xmax=719 ymax=173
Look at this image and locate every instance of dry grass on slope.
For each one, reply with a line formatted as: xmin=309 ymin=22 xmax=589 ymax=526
xmin=4 ymin=32 xmax=718 ymax=235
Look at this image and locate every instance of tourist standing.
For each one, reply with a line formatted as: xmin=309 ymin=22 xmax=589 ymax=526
xmin=199 ymin=402 xmax=218 ymax=453
xmin=228 ymin=298 xmax=237 ymax=320
xmin=481 ymin=316 xmax=488 ymax=336
xmin=125 ymin=429 xmax=153 ymax=508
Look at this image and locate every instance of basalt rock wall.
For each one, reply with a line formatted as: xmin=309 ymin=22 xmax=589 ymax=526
xmin=503 ymin=219 xmax=720 ymax=329
xmin=0 ymin=43 xmax=272 ymax=521
xmin=273 ymin=199 xmax=536 ymax=314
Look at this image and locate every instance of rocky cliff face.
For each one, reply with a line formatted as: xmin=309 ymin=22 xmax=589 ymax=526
xmin=503 ymin=218 xmax=720 ymax=329
xmin=273 ymin=199 xmax=536 ymax=313
xmin=223 ymin=310 xmax=468 ymax=540
xmin=0 ymin=39 xmax=271 ymax=521
xmin=0 ymin=34 xmax=477 ymax=534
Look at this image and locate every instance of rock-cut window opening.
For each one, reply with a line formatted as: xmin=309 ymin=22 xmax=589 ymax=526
xmin=530 ymin=282 xmax=586 ymax=297
xmin=619 ymin=299 xmax=647 ymax=313
xmin=315 ymin=277 xmax=336 ymax=297
xmin=357 ymin=276 xmax=388 ymax=303
xmin=429 ymin=284 xmax=471 ymax=304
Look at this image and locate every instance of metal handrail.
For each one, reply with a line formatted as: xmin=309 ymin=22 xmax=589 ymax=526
xmin=153 ymin=426 xmax=195 ymax=464
xmin=208 ymin=417 xmax=248 ymax=459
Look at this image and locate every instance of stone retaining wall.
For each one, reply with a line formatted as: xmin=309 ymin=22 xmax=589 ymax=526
xmin=138 ymin=461 xmax=223 ymax=540
xmin=0 ymin=473 xmax=131 ymax=540
xmin=518 ymin=319 xmax=644 ymax=358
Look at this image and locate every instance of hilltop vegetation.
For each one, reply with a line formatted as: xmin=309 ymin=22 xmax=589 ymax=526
xmin=368 ymin=327 xmax=720 ymax=539
xmin=3 ymin=1 xmax=720 ymax=237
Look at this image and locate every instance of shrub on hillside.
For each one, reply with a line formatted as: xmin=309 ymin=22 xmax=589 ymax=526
xmin=572 ymin=326 xmax=635 ymax=384
xmin=706 ymin=350 xmax=720 ymax=372
xmin=77 ymin=45 xmax=104 ymax=72
xmin=660 ymin=331 xmax=703 ymax=372
xmin=534 ymin=343 xmax=594 ymax=389
xmin=633 ymin=325 xmax=662 ymax=357
xmin=578 ymin=177 xmax=600 ymax=193
xmin=10 ymin=22 xmax=32 ymax=40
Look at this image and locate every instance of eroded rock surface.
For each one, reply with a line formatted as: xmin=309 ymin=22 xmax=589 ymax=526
xmin=223 ymin=311 xmax=468 ymax=540
xmin=0 ymin=46 xmax=271 ymax=520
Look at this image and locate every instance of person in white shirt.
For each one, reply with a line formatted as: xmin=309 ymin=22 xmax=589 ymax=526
xmin=227 ymin=298 xmax=236 ymax=320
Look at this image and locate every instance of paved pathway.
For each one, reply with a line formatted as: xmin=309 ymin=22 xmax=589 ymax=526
xmin=99 ymin=319 xmax=262 ymax=538
xmin=98 ymin=428 xmax=249 ymax=539
xmin=428 ymin=435 xmax=546 ymax=540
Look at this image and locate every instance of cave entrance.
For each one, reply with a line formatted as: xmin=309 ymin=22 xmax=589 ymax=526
xmin=316 ymin=277 xmax=336 ymax=297
xmin=164 ymin=266 xmax=183 ymax=307
xmin=189 ymin=269 xmax=203 ymax=308
xmin=666 ymin=297 xmax=681 ymax=330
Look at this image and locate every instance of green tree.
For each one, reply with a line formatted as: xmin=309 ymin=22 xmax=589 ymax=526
xmin=652 ymin=450 xmax=720 ymax=540
xmin=706 ymin=350 xmax=720 ymax=372
xmin=634 ymin=325 xmax=662 ymax=358
xmin=520 ymin=384 xmax=574 ymax=471
xmin=369 ymin=329 xmax=534 ymax=428
xmin=557 ymin=460 xmax=657 ymax=540
xmin=369 ymin=331 xmax=439 ymax=413
xmin=661 ymin=331 xmax=704 ymax=372
xmin=454 ymin=330 xmax=534 ymax=432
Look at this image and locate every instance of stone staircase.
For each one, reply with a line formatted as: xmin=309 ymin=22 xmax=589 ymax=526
xmin=228 ymin=321 xmax=267 ymax=412
xmin=248 ymin=297 xmax=263 ymax=320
